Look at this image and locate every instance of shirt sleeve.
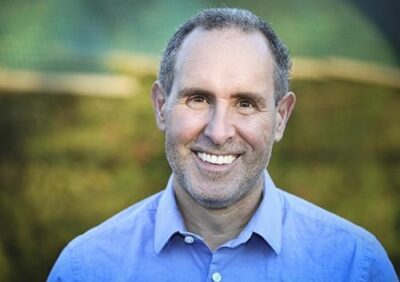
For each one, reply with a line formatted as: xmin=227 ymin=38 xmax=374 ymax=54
xmin=47 ymin=245 xmax=79 ymax=282
xmin=366 ymin=238 xmax=398 ymax=282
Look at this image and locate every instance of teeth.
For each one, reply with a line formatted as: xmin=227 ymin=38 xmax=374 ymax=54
xmin=197 ymin=152 xmax=237 ymax=165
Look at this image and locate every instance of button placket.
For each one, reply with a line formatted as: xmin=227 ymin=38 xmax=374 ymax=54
xmin=207 ymin=248 xmax=226 ymax=282
xmin=212 ymin=272 xmax=222 ymax=282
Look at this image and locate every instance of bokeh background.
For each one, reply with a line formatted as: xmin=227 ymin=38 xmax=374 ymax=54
xmin=0 ymin=0 xmax=399 ymax=281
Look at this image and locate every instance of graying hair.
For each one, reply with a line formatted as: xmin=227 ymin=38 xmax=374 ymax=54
xmin=158 ymin=8 xmax=291 ymax=102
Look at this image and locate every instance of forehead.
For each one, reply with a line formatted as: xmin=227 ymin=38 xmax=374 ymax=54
xmin=172 ymin=28 xmax=275 ymax=97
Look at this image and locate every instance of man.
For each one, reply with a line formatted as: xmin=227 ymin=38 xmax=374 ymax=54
xmin=48 ymin=8 xmax=397 ymax=281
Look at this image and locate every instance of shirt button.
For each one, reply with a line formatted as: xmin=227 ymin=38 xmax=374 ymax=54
xmin=184 ymin=236 xmax=194 ymax=244
xmin=212 ymin=272 xmax=222 ymax=282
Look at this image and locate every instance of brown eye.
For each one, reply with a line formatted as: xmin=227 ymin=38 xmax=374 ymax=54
xmin=236 ymin=99 xmax=257 ymax=114
xmin=186 ymin=95 xmax=209 ymax=109
xmin=237 ymin=100 xmax=253 ymax=108
xmin=192 ymin=96 xmax=206 ymax=103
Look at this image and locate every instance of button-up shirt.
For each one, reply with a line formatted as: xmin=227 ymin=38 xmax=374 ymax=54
xmin=48 ymin=172 xmax=398 ymax=281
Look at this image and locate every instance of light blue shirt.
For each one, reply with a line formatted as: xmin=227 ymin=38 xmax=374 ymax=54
xmin=48 ymin=172 xmax=398 ymax=281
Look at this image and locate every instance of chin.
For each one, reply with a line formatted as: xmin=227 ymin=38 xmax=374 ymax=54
xmin=186 ymin=185 xmax=244 ymax=209
xmin=192 ymin=195 xmax=239 ymax=209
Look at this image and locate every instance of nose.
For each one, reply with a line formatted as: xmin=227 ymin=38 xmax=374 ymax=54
xmin=204 ymin=104 xmax=235 ymax=145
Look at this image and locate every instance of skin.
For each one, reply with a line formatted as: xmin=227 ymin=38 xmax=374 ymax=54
xmin=152 ymin=28 xmax=295 ymax=250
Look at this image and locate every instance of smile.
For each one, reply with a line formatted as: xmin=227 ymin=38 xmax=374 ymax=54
xmin=196 ymin=152 xmax=238 ymax=165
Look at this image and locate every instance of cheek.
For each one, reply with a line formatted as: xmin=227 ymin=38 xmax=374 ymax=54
xmin=167 ymin=107 xmax=208 ymax=144
xmin=235 ymin=115 xmax=276 ymax=148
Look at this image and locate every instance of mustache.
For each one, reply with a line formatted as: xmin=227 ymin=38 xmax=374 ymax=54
xmin=190 ymin=136 xmax=247 ymax=155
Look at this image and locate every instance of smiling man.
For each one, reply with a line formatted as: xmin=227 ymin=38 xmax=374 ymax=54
xmin=48 ymin=8 xmax=397 ymax=281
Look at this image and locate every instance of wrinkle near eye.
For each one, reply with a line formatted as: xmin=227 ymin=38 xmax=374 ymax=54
xmin=237 ymin=99 xmax=254 ymax=108
xmin=186 ymin=95 xmax=210 ymax=109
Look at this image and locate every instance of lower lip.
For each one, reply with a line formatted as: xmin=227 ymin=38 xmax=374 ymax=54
xmin=193 ymin=152 xmax=239 ymax=173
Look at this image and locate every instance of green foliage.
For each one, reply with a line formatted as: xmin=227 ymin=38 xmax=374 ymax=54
xmin=0 ymin=79 xmax=399 ymax=280
xmin=1 ymin=1 xmax=398 ymax=71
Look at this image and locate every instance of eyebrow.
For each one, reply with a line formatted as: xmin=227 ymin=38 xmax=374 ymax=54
xmin=231 ymin=92 xmax=267 ymax=106
xmin=178 ymin=87 xmax=267 ymax=105
xmin=177 ymin=87 xmax=213 ymax=99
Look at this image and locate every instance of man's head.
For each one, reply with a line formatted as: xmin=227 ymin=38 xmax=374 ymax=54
xmin=152 ymin=8 xmax=295 ymax=209
xmin=158 ymin=8 xmax=291 ymax=103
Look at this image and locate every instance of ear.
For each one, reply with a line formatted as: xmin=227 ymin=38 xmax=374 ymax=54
xmin=151 ymin=81 xmax=168 ymax=131
xmin=274 ymin=92 xmax=296 ymax=142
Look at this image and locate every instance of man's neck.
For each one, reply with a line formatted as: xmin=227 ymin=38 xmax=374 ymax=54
xmin=174 ymin=180 xmax=263 ymax=251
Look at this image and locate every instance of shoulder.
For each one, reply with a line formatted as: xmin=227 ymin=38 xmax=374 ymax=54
xmin=48 ymin=191 xmax=165 ymax=281
xmin=69 ymin=191 xmax=163 ymax=249
xmin=278 ymin=188 xmax=375 ymax=242
xmin=277 ymin=188 xmax=397 ymax=280
xmin=54 ymin=190 xmax=164 ymax=263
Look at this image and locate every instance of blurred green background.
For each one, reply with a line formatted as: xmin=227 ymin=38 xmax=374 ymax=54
xmin=0 ymin=0 xmax=399 ymax=281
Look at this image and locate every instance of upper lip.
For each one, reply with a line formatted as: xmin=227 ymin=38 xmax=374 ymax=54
xmin=191 ymin=148 xmax=243 ymax=156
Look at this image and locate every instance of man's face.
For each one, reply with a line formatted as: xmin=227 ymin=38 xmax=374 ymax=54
xmin=152 ymin=28 xmax=294 ymax=209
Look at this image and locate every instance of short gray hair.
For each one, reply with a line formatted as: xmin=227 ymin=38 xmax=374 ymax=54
xmin=158 ymin=8 xmax=291 ymax=102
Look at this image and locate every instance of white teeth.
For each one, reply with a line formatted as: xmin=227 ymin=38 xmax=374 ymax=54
xmin=197 ymin=152 xmax=237 ymax=165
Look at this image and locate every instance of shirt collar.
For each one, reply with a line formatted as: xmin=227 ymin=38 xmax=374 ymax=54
xmin=246 ymin=171 xmax=283 ymax=254
xmin=154 ymin=175 xmax=186 ymax=254
xmin=154 ymin=171 xmax=283 ymax=254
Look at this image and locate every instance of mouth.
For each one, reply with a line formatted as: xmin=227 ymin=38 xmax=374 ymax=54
xmin=195 ymin=151 xmax=239 ymax=165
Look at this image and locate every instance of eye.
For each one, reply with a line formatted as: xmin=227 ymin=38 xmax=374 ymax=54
xmin=186 ymin=95 xmax=209 ymax=109
xmin=236 ymin=99 xmax=257 ymax=114
xmin=237 ymin=100 xmax=254 ymax=108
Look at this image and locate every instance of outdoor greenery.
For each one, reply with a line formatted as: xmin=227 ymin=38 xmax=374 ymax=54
xmin=1 ymin=1 xmax=398 ymax=281
xmin=1 ymin=0 xmax=398 ymax=71
xmin=0 ymin=76 xmax=399 ymax=281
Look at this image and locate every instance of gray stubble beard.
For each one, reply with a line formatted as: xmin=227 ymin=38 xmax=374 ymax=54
xmin=165 ymin=135 xmax=274 ymax=210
